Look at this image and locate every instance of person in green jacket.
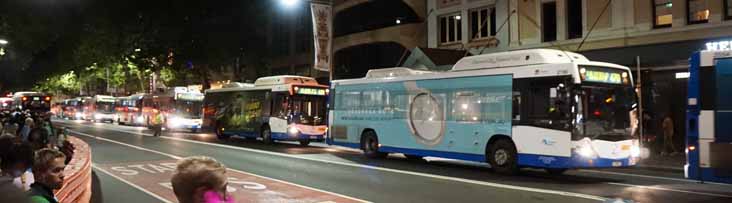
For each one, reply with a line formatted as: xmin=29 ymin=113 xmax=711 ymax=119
xmin=28 ymin=149 xmax=66 ymax=203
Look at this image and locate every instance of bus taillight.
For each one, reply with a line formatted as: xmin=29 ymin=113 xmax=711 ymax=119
xmin=45 ymin=96 xmax=51 ymax=101
xmin=22 ymin=96 xmax=27 ymax=101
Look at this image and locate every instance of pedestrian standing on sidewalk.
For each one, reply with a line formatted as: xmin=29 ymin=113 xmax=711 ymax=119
xmin=171 ymin=156 xmax=232 ymax=203
xmin=151 ymin=107 xmax=165 ymax=137
xmin=661 ymin=114 xmax=678 ymax=156
xmin=28 ymin=149 xmax=66 ymax=203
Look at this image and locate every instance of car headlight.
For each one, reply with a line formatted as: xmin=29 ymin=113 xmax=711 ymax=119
xmin=288 ymin=127 xmax=300 ymax=135
xmin=135 ymin=116 xmax=144 ymax=123
xmin=75 ymin=112 xmax=83 ymax=118
xmin=95 ymin=114 xmax=102 ymax=119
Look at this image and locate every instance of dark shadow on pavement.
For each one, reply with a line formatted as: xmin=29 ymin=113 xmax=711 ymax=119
xmin=90 ymin=171 xmax=104 ymax=203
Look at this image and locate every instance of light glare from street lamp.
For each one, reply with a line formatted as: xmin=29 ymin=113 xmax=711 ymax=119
xmin=0 ymin=39 xmax=8 ymax=45
xmin=280 ymin=0 xmax=299 ymax=8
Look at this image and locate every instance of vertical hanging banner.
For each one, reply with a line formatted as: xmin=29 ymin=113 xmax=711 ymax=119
xmin=311 ymin=3 xmax=333 ymax=72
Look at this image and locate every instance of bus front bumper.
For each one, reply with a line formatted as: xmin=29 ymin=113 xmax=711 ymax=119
xmin=518 ymin=153 xmax=639 ymax=169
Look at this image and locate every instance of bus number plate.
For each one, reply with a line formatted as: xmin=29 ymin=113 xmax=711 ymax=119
xmin=310 ymin=136 xmax=317 ymax=139
xmin=612 ymin=161 xmax=622 ymax=167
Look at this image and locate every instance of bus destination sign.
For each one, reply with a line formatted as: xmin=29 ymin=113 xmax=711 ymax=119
xmin=581 ymin=67 xmax=623 ymax=84
xmin=295 ymin=87 xmax=327 ymax=96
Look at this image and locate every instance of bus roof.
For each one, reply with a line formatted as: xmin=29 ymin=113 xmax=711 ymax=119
xmin=451 ymin=49 xmax=589 ymax=72
xmin=364 ymin=67 xmax=433 ymax=79
xmin=254 ymin=75 xmax=319 ymax=86
xmin=206 ymin=75 xmax=326 ymax=93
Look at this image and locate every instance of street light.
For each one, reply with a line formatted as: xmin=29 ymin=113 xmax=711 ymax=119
xmin=279 ymin=0 xmax=299 ymax=8
xmin=0 ymin=39 xmax=8 ymax=45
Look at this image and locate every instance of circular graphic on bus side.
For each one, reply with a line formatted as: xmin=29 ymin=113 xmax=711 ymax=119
xmin=408 ymin=92 xmax=445 ymax=146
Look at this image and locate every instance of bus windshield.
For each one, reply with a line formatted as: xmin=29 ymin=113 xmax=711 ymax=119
xmin=97 ymin=101 xmax=115 ymax=113
xmin=290 ymin=95 xmax=327 ymax=126
xmin=574 ymin=84 xmax=636 ymax=141
xmin=174 ymin=100 xmax=203 ymax=118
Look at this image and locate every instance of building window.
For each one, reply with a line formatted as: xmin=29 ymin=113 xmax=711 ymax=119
xmin=542 ymin=1 xmax=557 ymax=42
xmin=687 ymin=0 xmax=710 ymax=24
xmin=439 ymin=13 xmax=463 ymax=44
xmin=726 ymin=0 xmax=732 ymax=20
xmin=653 ymin=0 xmax=673 ymax=28
xmin=567 ymin=0 xmax=582 ymax=39
xmin=469 ymin=7 xmax=496 ymax=40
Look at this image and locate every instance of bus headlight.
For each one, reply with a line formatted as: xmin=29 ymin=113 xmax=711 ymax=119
xmin=94 ymin=114 xmax=103 ymax=120
xmin=577 ymin=146 xmax=596 ymax=158
xmin=631 ymin=145 xmax=641 ymax=157
xmin=135 ymin=116 xmax=144 ymax=123
xmin=75 ymin=112 xmax=83 ymax=119
xmin=288 ymin=127 xmax=300 ymax=135
xmin=574 ymin=139 xmax=597 ymax=158
xmin=169 ymin=117 xmax=184 ymax=127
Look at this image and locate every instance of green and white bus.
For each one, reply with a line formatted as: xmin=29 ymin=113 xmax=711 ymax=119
xmin=328 ymin=49 xmax=641 ymax=174
xmin=204 ymin=76 xmax=329 ymax=146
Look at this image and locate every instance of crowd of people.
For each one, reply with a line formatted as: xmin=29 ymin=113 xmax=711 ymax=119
xmin=1 ymin=109 xmax=232 ymax=203
xmin=0 ymin=109 xmax=75 ymax=203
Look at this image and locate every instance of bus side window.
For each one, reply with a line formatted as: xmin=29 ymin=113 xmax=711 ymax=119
xmin=262 ymin=92 xmax=271 ymax=117
xmin=512 ymin=91 xmax=521 ymax=121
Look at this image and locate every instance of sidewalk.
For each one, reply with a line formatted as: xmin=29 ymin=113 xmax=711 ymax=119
xmin=636 ymin=153 xmax=685 ymax=172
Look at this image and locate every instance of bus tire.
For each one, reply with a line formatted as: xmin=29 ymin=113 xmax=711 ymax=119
xmin=215 ymin=122 xmax=229 ymax=140
xmin=361 ymin=131 xmax=387 ymax=159
xmin=190 ymin=129 xmax=199 ymax=133
xmin=261 ymin=126 xmax=273 ymax=144
xmin=299 ymin=140 xmax=310 ymax=146
xmin=405 ymin=154 xmax=424 ymax=161
xmin=545 ymin=168 xmax=568 ymax=175
xmin=487 ymin=139 xmax=519 ymax=175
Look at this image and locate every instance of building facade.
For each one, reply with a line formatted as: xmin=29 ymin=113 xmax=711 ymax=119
xmin=427 ymin=0 xmax=732 ymax=151
xmin=332 ymin=0 xmax=427 ymax=80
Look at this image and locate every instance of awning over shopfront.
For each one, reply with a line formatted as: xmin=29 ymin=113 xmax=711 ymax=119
xmin=580 ymin=39 xmax=714 ymax=70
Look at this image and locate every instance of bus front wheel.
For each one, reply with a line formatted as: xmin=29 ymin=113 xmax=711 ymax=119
xmin=487 ymin=139 xmax=518 ymax=175
xmin=361 ymin=131 xmax=387 ymax=159
xmin=299 ymin=140 xmax=310 ymax=146
xmin=262 ymin=127 xmax=273 ymax=144
xmin=215 ymin=122 xmax=229 ymax=140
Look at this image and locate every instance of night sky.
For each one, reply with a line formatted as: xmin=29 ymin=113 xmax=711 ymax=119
xmin=0 ymin=0 xmax=272 ymax=92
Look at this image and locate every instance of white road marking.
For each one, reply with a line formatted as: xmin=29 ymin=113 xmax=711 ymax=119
xmin=66 ymin=127 xmax=608 ymax=202
xmin=57 ymin=120 xmax=732 ymax=188
xmin=93 ymin=165 xmax=174 ymax=203
xmin=607 ymin=182 xmax=732 ymax=198
xmin=72 ymin=130 xmax=370 ymax=203
xmin=579 ymin=169 xmax=732 ymax=186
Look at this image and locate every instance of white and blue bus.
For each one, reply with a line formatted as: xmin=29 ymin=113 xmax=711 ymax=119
xmin=685 ymin=50 xmax=732 ymax=184
xmin=203 ymin=76 xmax=329 ymax=146
xmin=328 ymin=49 xmax=641 ymax=174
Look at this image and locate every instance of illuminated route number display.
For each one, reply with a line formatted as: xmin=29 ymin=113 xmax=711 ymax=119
xmin=295 ymin=87 xmax=327 ymax=96
xmin=580 ymin=67 xmax=625 ymax=84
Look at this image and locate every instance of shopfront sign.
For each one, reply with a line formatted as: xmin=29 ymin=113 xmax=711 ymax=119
xmin=705 ymin=40 xmax=732 ymax=51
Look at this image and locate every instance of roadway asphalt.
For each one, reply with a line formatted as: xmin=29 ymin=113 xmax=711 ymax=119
xmin=53 ymin=119 xmax=732 ymax=203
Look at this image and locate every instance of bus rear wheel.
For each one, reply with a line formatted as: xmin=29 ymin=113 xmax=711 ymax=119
xmin=487 ymin=139 xmax=518 ymax=175
xmin=405 ymin=154 xmax=424 ymax=161
xmin=261 ymin=127 xmax=273 ymax=144
xmin=545 ymin=168 xmax=568 ymax=175
xmin=299 ymin=140 xmax=310 ymax=146
xmin=361 ymin=131 xmax=387 ymax=159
